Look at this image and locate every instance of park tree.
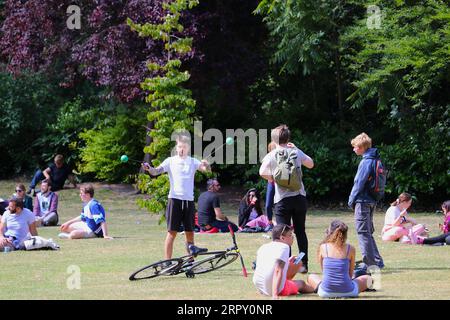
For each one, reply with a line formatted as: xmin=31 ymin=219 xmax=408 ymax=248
xmin=128 ymin=0 xmax=203 ymax=216
xmin=342 ymin=0 xmax=450 ymax=199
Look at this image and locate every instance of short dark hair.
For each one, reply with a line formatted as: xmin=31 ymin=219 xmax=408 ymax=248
xmin=80 ymin=184 xmax=95 ymax=197
xmin=272 ymin=223 xmax=292 ymax=240
xmin=207 ymin=178 xmax=219 ymax=190
xmin=54 ymin=154 xmax=64 ymax=164
xmin=9 ymin=197 xmax=24 ymax=209
xmin=271 ymin=124 xmax=291 ymax=145
xmin=41 ymin=179 xmax=52 ymax=187
xmin=442 ymin=200 xmax=450 ymax=213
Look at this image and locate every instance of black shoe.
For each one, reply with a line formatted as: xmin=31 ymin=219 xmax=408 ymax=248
xmin=26 ymin=188 xmax=33 ymax=195
xmin=188 ymin=245 xmax=208 ymax=256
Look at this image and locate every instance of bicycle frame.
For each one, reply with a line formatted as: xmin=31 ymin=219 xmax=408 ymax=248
xmin=129 ymin=224 xmax=247 ymax=280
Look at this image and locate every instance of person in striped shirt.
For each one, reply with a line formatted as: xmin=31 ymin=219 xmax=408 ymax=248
xmin=59 ymin=184 xmax=112 ymax=240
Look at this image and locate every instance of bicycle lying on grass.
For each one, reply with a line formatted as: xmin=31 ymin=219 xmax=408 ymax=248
xmin=129 ymin=225 xmax=247 ymax=280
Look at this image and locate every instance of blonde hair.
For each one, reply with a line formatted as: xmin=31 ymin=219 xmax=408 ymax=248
xmin=350 ymin=132 xmax=372 ymax=150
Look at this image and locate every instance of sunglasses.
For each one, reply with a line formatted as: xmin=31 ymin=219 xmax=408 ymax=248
xmin=15 ymin=189 xmax=24 ymax=192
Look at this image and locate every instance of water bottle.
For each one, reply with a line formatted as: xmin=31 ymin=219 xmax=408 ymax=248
xmin=3 ymin=246 xmax=11 ymax=253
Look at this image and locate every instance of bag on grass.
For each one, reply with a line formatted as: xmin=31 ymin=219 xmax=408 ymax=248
xmin=23 ymin=236 xmax=60 ymax=251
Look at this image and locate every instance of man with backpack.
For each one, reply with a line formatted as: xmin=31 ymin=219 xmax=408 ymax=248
xmin=259 ymin=125 xmax=314 ymax=273
xmin=348 ymin=132 xmax=385 ymax=272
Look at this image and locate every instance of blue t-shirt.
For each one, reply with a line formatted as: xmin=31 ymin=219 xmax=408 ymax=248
xmin=80 ymin=199 xmax=106 ymax=237
xmin=1 ymin=208 xmax=35 ymax=245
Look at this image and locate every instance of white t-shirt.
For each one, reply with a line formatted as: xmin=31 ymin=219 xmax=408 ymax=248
xmin=259 ymin=146 xmax=308 ymax=203
xmin=252 ymin=241 xmax=290 ymax=296
xmin=160 ymin=156 xmax=201 ymax=201
xmin=1 ymin=208 xmax=35 ymax=245
xmin=384 ymin=206 xmax=402 ymax=226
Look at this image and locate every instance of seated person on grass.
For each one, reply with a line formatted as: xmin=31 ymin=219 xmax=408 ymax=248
xmin=59 ymin=184 xmax=112 ymax=240
xmin=13 ymin=184 xmax=33 ymax=211
xmin=197 ymin=179 xmax=238 ymax=233
xmin=33 ymin=179 xmax=59 ymax=227
xmin=238 ymin=188 xmax=271 ymax=231
xmin=307 ymin=220 xmax=372 ymax=299
xmin=381 ymin=192 xmax=427 ymax=244
xmin=0 ymin=198 xmax=38 ymax=251
xmin=253 ymin=223 xmax=315 ymax=299
xmin=28 ymin=154 xmax=77 ymax=196
xmin=417 ymin=200 xmax=450 ymax=245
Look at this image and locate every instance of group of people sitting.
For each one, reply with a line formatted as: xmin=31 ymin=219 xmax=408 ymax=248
xmin=0 ymin=182 xmax=112 ymax=251
xmin=194 ymin=178 xmax=273 ymax=234
xmin=382 ymin=193 xmax=450 ymax=246
xmin=253 ymin=221 xmax=373 ymax=299
xmin=0 ymin=155 xmax=112 ymax=252
xmin=253 ymin=198 xmax=450 ymax=300
xmin=0 ymin=180 xmax=59 ymax=227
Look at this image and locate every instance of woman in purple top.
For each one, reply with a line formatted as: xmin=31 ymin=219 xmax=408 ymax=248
xmin=307 ymin=220 xmax=372 ymax=298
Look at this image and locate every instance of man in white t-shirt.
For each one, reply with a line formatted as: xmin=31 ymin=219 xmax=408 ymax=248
xmin=259 ymin=124 xmax=314 ymax=273
xmin=0 ymin=198 xmax=37 ymax=250
xmin=253 ymin=223 xmax=314 ymax=299
xmin=143 ymin=134 xmax=210 ymax=259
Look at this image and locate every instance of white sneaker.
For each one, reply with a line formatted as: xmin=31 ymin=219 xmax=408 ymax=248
xmin=58 ymin=233 xmax=70 ymax=239
xmin=47 ymin=238 xmax=60 ymax=250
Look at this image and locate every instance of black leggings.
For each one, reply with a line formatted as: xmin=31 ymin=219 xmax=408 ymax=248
xmin=274 ymin=194 xmax=308 ymax=266
xmin=423 ymin=232 xmax=450 ymax=245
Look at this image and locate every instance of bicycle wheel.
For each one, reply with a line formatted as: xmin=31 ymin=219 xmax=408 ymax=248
xmin=188 ymin=253 xmax=239 ymax=275
xmin=129 ymin=258 xmax=182 ymax=281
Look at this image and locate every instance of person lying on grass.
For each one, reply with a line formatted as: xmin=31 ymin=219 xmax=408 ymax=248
xmin=307 ymin=220 xmax=373 ymax=298
xmin=59 ymin=184 xmax=112 ymax=240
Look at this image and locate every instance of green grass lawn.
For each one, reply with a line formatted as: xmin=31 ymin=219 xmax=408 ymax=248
xmin=0 ymin=180 xmax=448 ymax=300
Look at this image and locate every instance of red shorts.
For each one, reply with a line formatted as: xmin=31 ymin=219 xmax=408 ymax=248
xmin=279 ymin=280 xmax=299 ymax=296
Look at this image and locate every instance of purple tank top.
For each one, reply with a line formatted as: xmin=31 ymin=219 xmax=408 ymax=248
xmin=320 ymin=244 xmax=354 ymax=293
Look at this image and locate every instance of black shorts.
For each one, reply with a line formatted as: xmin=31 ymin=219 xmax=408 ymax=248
xmin=166 ymin=198 xmax=195 ymax=232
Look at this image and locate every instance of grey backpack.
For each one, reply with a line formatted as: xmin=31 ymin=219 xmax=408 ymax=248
xmin=273 ymin=149 xmax=302 ymax=191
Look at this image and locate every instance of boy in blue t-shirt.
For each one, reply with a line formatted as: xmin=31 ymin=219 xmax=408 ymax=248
xmin=58 ymin=185 xmax=112 ymax=240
